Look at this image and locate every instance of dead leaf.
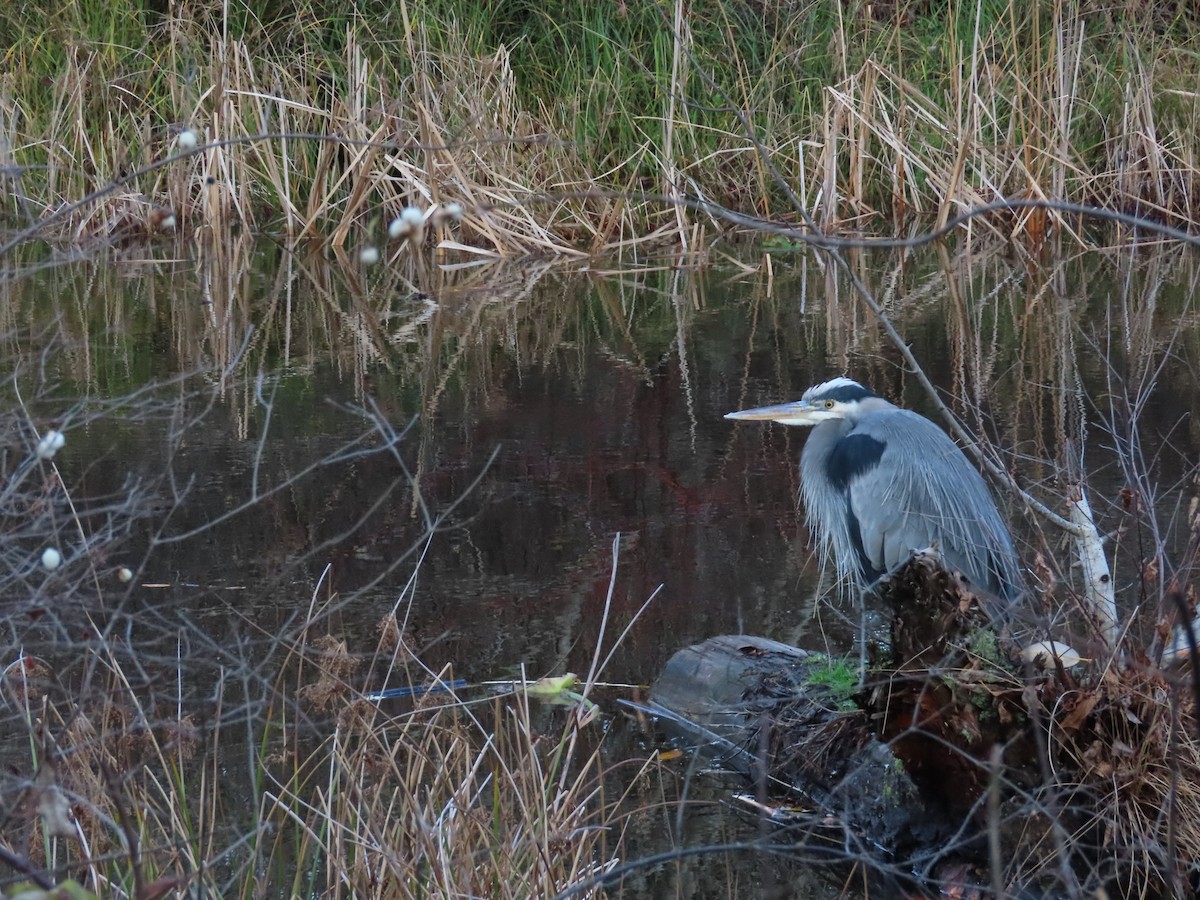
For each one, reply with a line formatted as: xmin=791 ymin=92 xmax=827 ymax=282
xmin=1060 ymin=691 xmax=1100 ymax=733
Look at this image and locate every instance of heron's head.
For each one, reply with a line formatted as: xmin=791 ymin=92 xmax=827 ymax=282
xmin=724 ymin=377 xmax=883 ymax=426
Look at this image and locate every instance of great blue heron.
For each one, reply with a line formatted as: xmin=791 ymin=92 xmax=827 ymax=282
xmin=726 ymin=377 xmax=1022 ymax=608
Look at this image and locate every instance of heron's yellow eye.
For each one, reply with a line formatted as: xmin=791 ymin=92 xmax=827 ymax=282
xmin=824 ymin=400 xmax=835 ymax=409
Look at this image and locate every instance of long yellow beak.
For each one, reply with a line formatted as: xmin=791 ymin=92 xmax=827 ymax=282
xmin=724 ymin=401 xmax=820 ymax=425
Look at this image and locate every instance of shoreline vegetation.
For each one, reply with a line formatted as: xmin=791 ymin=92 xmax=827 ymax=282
xmin=4 ymin=2 xmax=1200 ymax=899
xmin=1 ymin=0 xmax=1200 ymax=255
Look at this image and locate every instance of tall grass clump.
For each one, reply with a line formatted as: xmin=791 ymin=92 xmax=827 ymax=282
xmin=2 ymin=0 xmax=1200 ymax=252
xmin=0 ymin=360 xmax=626 ymax=898
xmin=2 ymin=618 xmax=618 ymax=898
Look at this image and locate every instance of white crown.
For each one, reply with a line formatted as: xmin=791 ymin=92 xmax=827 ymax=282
xmin=801 ymin=377 xmax=865 ymax=401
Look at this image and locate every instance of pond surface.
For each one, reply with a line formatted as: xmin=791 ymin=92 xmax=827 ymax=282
xmin=3 ymin=237 xmax=1199 ymax=895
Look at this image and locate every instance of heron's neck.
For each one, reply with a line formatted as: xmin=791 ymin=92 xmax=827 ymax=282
xmin=856 ymin=396 xmax=896 ymax=416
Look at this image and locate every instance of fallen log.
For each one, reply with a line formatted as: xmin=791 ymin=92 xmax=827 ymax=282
xmin=648 ymin=633 xmax=954 ymax=855
xmin=646 ymin=552 xmax=1051 ymax=889
xmin=647 ymin=551 xmax=1200 ymax=896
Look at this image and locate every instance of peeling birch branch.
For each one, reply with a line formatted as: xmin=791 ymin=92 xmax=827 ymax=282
xmin=1067 ymin=482 xmax=1117 ymax=649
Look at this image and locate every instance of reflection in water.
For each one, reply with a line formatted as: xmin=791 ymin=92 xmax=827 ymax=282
xmin=2 ymin=239 xmax=1199 ymax=895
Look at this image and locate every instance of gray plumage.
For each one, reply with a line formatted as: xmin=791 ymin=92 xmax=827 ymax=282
xmin=726 ymin=377 xmax=1022 ymax=605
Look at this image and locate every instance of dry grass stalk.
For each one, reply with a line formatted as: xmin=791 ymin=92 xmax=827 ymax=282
xmin=818 ymin=15 xmax=1200 ymax=238
xmin=6 ymin=2 xmax=1200 ymax=252
xmin=0 ymin=614 xmax=622 ymax=898
xmin=1002 ymin=666 xmax=1200 ymax=895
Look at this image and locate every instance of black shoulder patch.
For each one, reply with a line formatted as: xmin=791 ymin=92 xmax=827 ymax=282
xmin=825 ymin=432 xmax=886 ymax=492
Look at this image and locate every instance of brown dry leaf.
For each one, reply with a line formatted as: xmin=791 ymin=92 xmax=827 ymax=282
xmin=1081 ymin=740 xmax=1114 ymax=777
xmin=376 ymin=613 xmax=402 ymax=651
xmin=1060 ymin=691 xmax=1100 ymax=733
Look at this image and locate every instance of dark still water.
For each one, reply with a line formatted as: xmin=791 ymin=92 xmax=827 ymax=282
xmin=3 ymin=240 xmax=1199 ymax=895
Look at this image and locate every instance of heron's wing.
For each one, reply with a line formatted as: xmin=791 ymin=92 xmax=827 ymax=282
xmin=842 ymin=409 xmax=1020 ymax=597
xmin=822 ymin=431 xmax=888 ymax=580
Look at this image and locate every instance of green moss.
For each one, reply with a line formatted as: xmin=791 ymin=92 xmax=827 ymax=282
xmin=804 ymin=655 xmax=861 ymax=711
xmin=968 ymin=628 xmax=1004 ymax=667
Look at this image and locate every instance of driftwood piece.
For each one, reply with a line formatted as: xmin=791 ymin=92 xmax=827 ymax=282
xmin=649 ymin=634 xmax=953 ymax=854
xmin=881 ymin=549 xmax=1013 ymax=667
xmin=648 ymin=634 xmax=811 ymax=776
xmin=648 ymin=555 xmax=1042 ymax=863
xmin=872 ymin=552 xmax=1038 ymax=815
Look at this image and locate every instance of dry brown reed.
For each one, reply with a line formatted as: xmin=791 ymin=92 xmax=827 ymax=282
xmin=4 ymin=1 xmax=1200 ymax=255
xmin=981 ymin=661 xmax=1200 ymax=896
xmin=0 ymin=607 xmax=624 ymax=898
xmin=0 ymin=311 xmax=646 ymax=897
xmin=822 ymin=3 xmax=1200 ymax=240
xmin=265 ymin=614 xmax=623 ymax=899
